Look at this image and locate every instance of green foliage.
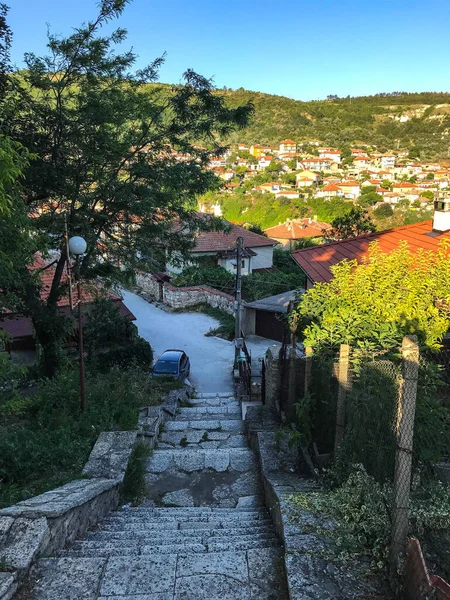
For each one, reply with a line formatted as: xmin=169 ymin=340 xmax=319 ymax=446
xmin=373 ymin=203 xmax=394 ymax=218
xmin=172 ymin=266 xmax=235 ymax=295
xmin=420 ymin=190 xmax=434 ymax=201
xmin=327 ymin=207 xmax=376 ymax=240
xmin=3 ymin=0 xmax=252 ymax=377
xmin=358 ymin=192 xmax=383 ymax=207
xmin=178 ymin=303 xmax=235 ymax=341
xmin=84 ymin=298 xmax=153 ymax=371
xmin=0 ymin=367 xmax=180 ymax=508
xmin=297 ymin=241 xmax=450 ymax=352
xmin=121 ymin=442 xmax=151 ymax=505
xmin=288 ymin=466 xmax=450 ymax=572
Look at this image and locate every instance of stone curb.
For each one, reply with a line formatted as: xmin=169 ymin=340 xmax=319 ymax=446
xmin=0 ymin=387 xmax=189 ymax=600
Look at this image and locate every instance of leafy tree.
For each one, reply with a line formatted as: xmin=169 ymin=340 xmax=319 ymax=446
xmin=280 ymin=171 xmax=296 ymax=185
xmin=426 ymin=172 xmax=435 ymax=181
xmin=358 ymin=191 xmax=383 ymax=207
xmin=265 ymin=160 xmax=282 ymax=173
xmin=409 ymin=175 xmax=418 ymax=184
xmin=242 ymin=223 xmax=266 ymax=236
xmin=420 ymin=190 xmax=434 ymax=201
xmin=412 ymin=199 xmax=421 ymax=209
xmin=327 ymin=207 xmax=376 ymax=240
xmin=373 ymin=203 xmax=393 ymax=218
xmin=295 ymin=240 xmax=450 ymax=352
xmin=380 ymin=180 xmax=391 ymax=190
xmin=3 ymin=0 xmax=252 ymax=377
xmin=286 ymin=159 xmax=297 ymax=170
xmin=360 ymin=185 xmax=377 ymax=194
xmin=397 ymin=198 xmax=411 ymax=209
xmin=235 ymin=166 xmax=247 ymax=176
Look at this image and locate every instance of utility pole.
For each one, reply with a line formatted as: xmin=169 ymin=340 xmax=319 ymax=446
xmin=234 ymin=236 xmax=243 ymax=363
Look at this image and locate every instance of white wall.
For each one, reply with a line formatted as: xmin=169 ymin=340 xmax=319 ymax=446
xmin=251 ymin=245 xmax=274 ymax=271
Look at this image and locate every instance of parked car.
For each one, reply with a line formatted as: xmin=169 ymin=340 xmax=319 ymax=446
xmin=151 ymin=349 xmax=190 ymax=381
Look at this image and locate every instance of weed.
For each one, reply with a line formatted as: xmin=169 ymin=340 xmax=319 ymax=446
xmin=179 ymin=399 xmax=193 ymax=408
xmin=180 ymin=436 xmax=189 ymax=447
xmin=121 ymin=442 xmax=151 ymax=505
xmin=0 ymin=558 xmax=12 ymax=572
xmin=201 ymin=431 xmax=209 ymax=442
xmin=158 ymin=422 xmax=166 ymax=435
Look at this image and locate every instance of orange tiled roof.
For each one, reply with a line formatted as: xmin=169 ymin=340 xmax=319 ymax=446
xmin=193 ymin=222 xmax=277 ymax=253
xmin=291 ymin=220 xmax=450 ymax=284
xmin=265 ymin=219 xmax=331 ymax=240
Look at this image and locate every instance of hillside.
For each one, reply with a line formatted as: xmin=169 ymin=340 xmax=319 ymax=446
xmin=219 ymin=89 xmax=450 ymax=159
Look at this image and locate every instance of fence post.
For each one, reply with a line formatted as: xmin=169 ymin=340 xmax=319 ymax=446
xmin=304 ymin=346 xmax=313 ymax=397
xmin=334 ymin=343 xmax=351 ymax=454
xmin=390 ymin=335 xmax=419 ymax=580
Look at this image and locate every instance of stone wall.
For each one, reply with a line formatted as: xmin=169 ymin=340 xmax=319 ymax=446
xmin=135 ymin=272 xmax=235 ymax=315
xmin=0 ymin=387 xmax=190 ymax=600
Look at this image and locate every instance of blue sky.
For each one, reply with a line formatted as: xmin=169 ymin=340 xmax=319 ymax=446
xmin=8 ymin=0 xmax=450 ymax=101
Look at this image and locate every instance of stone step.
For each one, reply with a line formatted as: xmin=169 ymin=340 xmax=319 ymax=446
xmin=98 ymin=518 xmax=273 ymax=533
xmin=101 ymin=510 xmax=270 ymax=525
xmin=115 ymin=506 xmax=267 ymax=517
xmin=32 ymin=547 xmax=287 ymax=600
xmin=67 ymin=533 xmax=279 ymax=554
xmin=194 ymin=392 xmax=236 ymax=399
xmin=88 ymin=524 xmax=276 ymax=543
xmin=188 ymin=397 xmax=240 ymax=407
xmin=146 ymin=448 xmax=256 ymax=474
xmin=176 ymin=406 xmax=242 ymax=419
xmin=165 ymin=419 xmax=244 ymax=432
xmin=159 ymin=430 xmax=248 ymax=449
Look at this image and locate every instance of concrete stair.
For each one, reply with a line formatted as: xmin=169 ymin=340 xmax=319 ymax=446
xmin=27 ymin=392 xmax=288 ymax=599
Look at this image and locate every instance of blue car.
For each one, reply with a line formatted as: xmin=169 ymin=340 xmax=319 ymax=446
xmin=151 ymin=349 xmax=191 ymax=381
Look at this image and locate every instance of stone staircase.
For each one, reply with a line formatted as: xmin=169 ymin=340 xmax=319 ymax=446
xmin=24 ymin=392 xmax=288 ymax=599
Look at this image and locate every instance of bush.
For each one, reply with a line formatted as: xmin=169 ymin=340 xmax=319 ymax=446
xmin=0 ymin=367 xmax=180 ymax=507
xmin=374 ymin=203 xmax=394 ymax=218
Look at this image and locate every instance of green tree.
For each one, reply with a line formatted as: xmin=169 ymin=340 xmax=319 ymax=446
xmin=280 ymin=171 xmax=297 ymax=185
xmin=295 ymin=241 xmax=450 ymax=352
xmin=420 ymin=190 xmax=434 ymax=201
xmin=3 ymin=0 xmax=252 ymax=377
xmin=426 ymin=172 xmax=434 ymax=181
xmin=373 ymin=203 xmax=393 ymax=218
xmin=286 ymin=159 xmax=297 ymax=169
xmin=358 ymin=191 xmax=383 ymax=207
xmin=265 ymin=160 xmax=282 ymax=173
xmin=327 ymin=207 xmax=376 ymax=240
xmin=380 ymin=180 xmax=392 ymax=190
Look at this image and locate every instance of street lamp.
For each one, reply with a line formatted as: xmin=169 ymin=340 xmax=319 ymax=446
xmin=68 ymin=236 xmax=87 ymax=411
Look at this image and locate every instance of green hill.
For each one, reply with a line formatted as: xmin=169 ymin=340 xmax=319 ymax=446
xmin=219 ymin=89 xmax=450 ymax=159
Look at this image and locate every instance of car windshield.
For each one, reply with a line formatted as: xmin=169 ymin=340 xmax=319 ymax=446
xmin=154 ymin=360 xmax=179 ymax=374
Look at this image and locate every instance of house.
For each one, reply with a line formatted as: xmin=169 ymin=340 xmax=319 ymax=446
xmin=301 ymin=157 xmax=334 ymax=172
xmin=291 ymin=201 xmax=450 ymax=289
xmin=337 ymin=180 xmax=360 ymax=198
xmin=257 ymin=156 xmax=272 ymax=170
xmin=353 ymin=156 xmax=372 ymax=169
xmin=264 ymin=218 xmax=331 ymax=249
xmin=318 ymin=183 xmax=344 ymax=199
xmin=0 ymin=255 xmax=135 ymax=354
xmin=168 ymin=221 xmax=278 ymax=276
xmin=249 ymin=144 xmax=264 ymax=158
xmin=209 ymin=157 xmax=227 ymax=168
xmin=237 ymin=143 xmax=249 ymax=152
xmin=296 ymin=170 xmax=319 ymax=184
xmin=279 ymin=139 xmax=297 ymax=153
xmin=259 ymin=182 xmax=281 ymax=193
xmin=318 ymin=148 xmax=341 ymax=163
xmin=242 ymin=289 xmax=303 ymax=342
xmin=274 ymin=189 xmax=300 ymax=200
xmin=392 ymin=182 xmax=418 ymax=194
xmin=379 ymin=153 xmax=396 ymax=170
xmin=351 ymin=148 xmax=368 ymax=157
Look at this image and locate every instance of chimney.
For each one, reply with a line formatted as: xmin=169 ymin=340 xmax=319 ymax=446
xmin=433 ymin=193 xmax=450 ymax=232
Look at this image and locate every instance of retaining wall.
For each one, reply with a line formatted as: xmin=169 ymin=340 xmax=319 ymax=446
xmin=135 ymin=272 xmax=235 ymax=314
xmin=0 ymin=387 xmax=190 ymax=600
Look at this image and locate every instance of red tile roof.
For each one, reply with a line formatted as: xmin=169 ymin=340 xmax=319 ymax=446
xmin=291 ymin=220 xmax=450 ymax=284
xmin=193 ymin=222 xmax=277 ymax=252
xmin=265 ymin=219 xmax=330 ymax=240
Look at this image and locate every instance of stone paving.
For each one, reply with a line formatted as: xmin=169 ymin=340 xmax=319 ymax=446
xmin=24 ymin=392 xmax=288 ymax=599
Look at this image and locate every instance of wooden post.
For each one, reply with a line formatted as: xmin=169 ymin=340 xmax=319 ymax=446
xmin=390 ymin=335 xmax=419 ymax=578
xmin=304 ymin=346 xmax=313 ymax=397
xmin=334 ymin=344 xmax=350 ymax=455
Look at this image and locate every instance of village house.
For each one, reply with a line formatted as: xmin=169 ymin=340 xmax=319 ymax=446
xmin=249 ymin=144 xmax=264 ymax=158
xmin=279 ymin=139 xmax=297 ymax=153
xmin=318 ymin=148 xmax=342 ymax=163
xmin=237 ymin=143 xmax=249 ymax=152
xmin=258 ymin=181 xmax=281 ymax=193
xmin=301 ymin=157 xmax=334 ymax=172
xmin=168 ymin=221 xmax=278 ymax=276
xmin=353 ymin=156 xmax=372 ymax=169
xmin=291 ymin=199 xmax=450 ymax=289
xmin=351 ymin=148 xmax=369 ymax=157
xmin=264 ymin=218 xmax=331 ymax=249
xmin=209 ymin=156 xmax=227 ymax=168
xmin=317 ymin=183 xmax=344 ymax=199
xmin=274 ymin=189 xmax=300 ymax=200
xmin=337 ymin=180 xmax=360 ymax=198
xmin=379 ymin=153 xmax=396 ymax=170
xmin=257 ymin=155 xmax=272 ymax=170
xmin=392 ymin=182 xmax=418 ymax=194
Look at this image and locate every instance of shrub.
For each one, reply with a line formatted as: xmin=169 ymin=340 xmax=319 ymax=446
xmin=374 ymin=203 xmax=394 ymax=218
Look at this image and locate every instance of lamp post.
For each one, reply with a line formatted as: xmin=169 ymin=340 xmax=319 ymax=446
xmin=68 ymin=236 xmax=87 ymax=411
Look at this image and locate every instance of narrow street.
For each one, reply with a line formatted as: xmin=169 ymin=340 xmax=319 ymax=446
xmin=121 ymin=290 xmax=281 ymax=394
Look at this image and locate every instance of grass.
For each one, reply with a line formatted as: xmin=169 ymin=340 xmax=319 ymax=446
xmin=0 ymin=366 xmax=181 ymax=508
xmin=121 ymin=442 xmax=152 ymax=505
xmin=174 ymin=303 xmax=235 ymax=341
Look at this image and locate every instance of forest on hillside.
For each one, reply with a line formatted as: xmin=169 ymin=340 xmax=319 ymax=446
xmin=219 ymin=89 xmax=450 ymax=159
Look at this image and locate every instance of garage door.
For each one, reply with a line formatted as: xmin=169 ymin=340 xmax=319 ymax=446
xmin=255 ymin=310 xmax=285 ymax=342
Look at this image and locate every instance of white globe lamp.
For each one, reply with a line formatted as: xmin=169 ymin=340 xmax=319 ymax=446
xmin=68 ymin=236 xmax=87 ymax=256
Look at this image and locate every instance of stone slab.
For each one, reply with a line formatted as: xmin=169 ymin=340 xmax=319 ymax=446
xmin=0 ymin=517 xmax=14 ymax=545
xmin=31 ymin=557 xmax=106 ymax=600
xmin=82 ymin=431 xmax=137 ymax=481
xmin=0 ymin=572 xmax=17 ymax=600
xmin=176 ymin=550 xmax=249 ymax=582
xmin=99 ymin=556 xmax=177 ymax=596
xmin=162 ymin=489 xmax=195 ymax=507
xmin=0 ymin=479 xmax=119 ymax=518
xmin=2 ymin=517 xmax=49 ymax=570
xmin=174 ymin=574 xmax=249 ymax=600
